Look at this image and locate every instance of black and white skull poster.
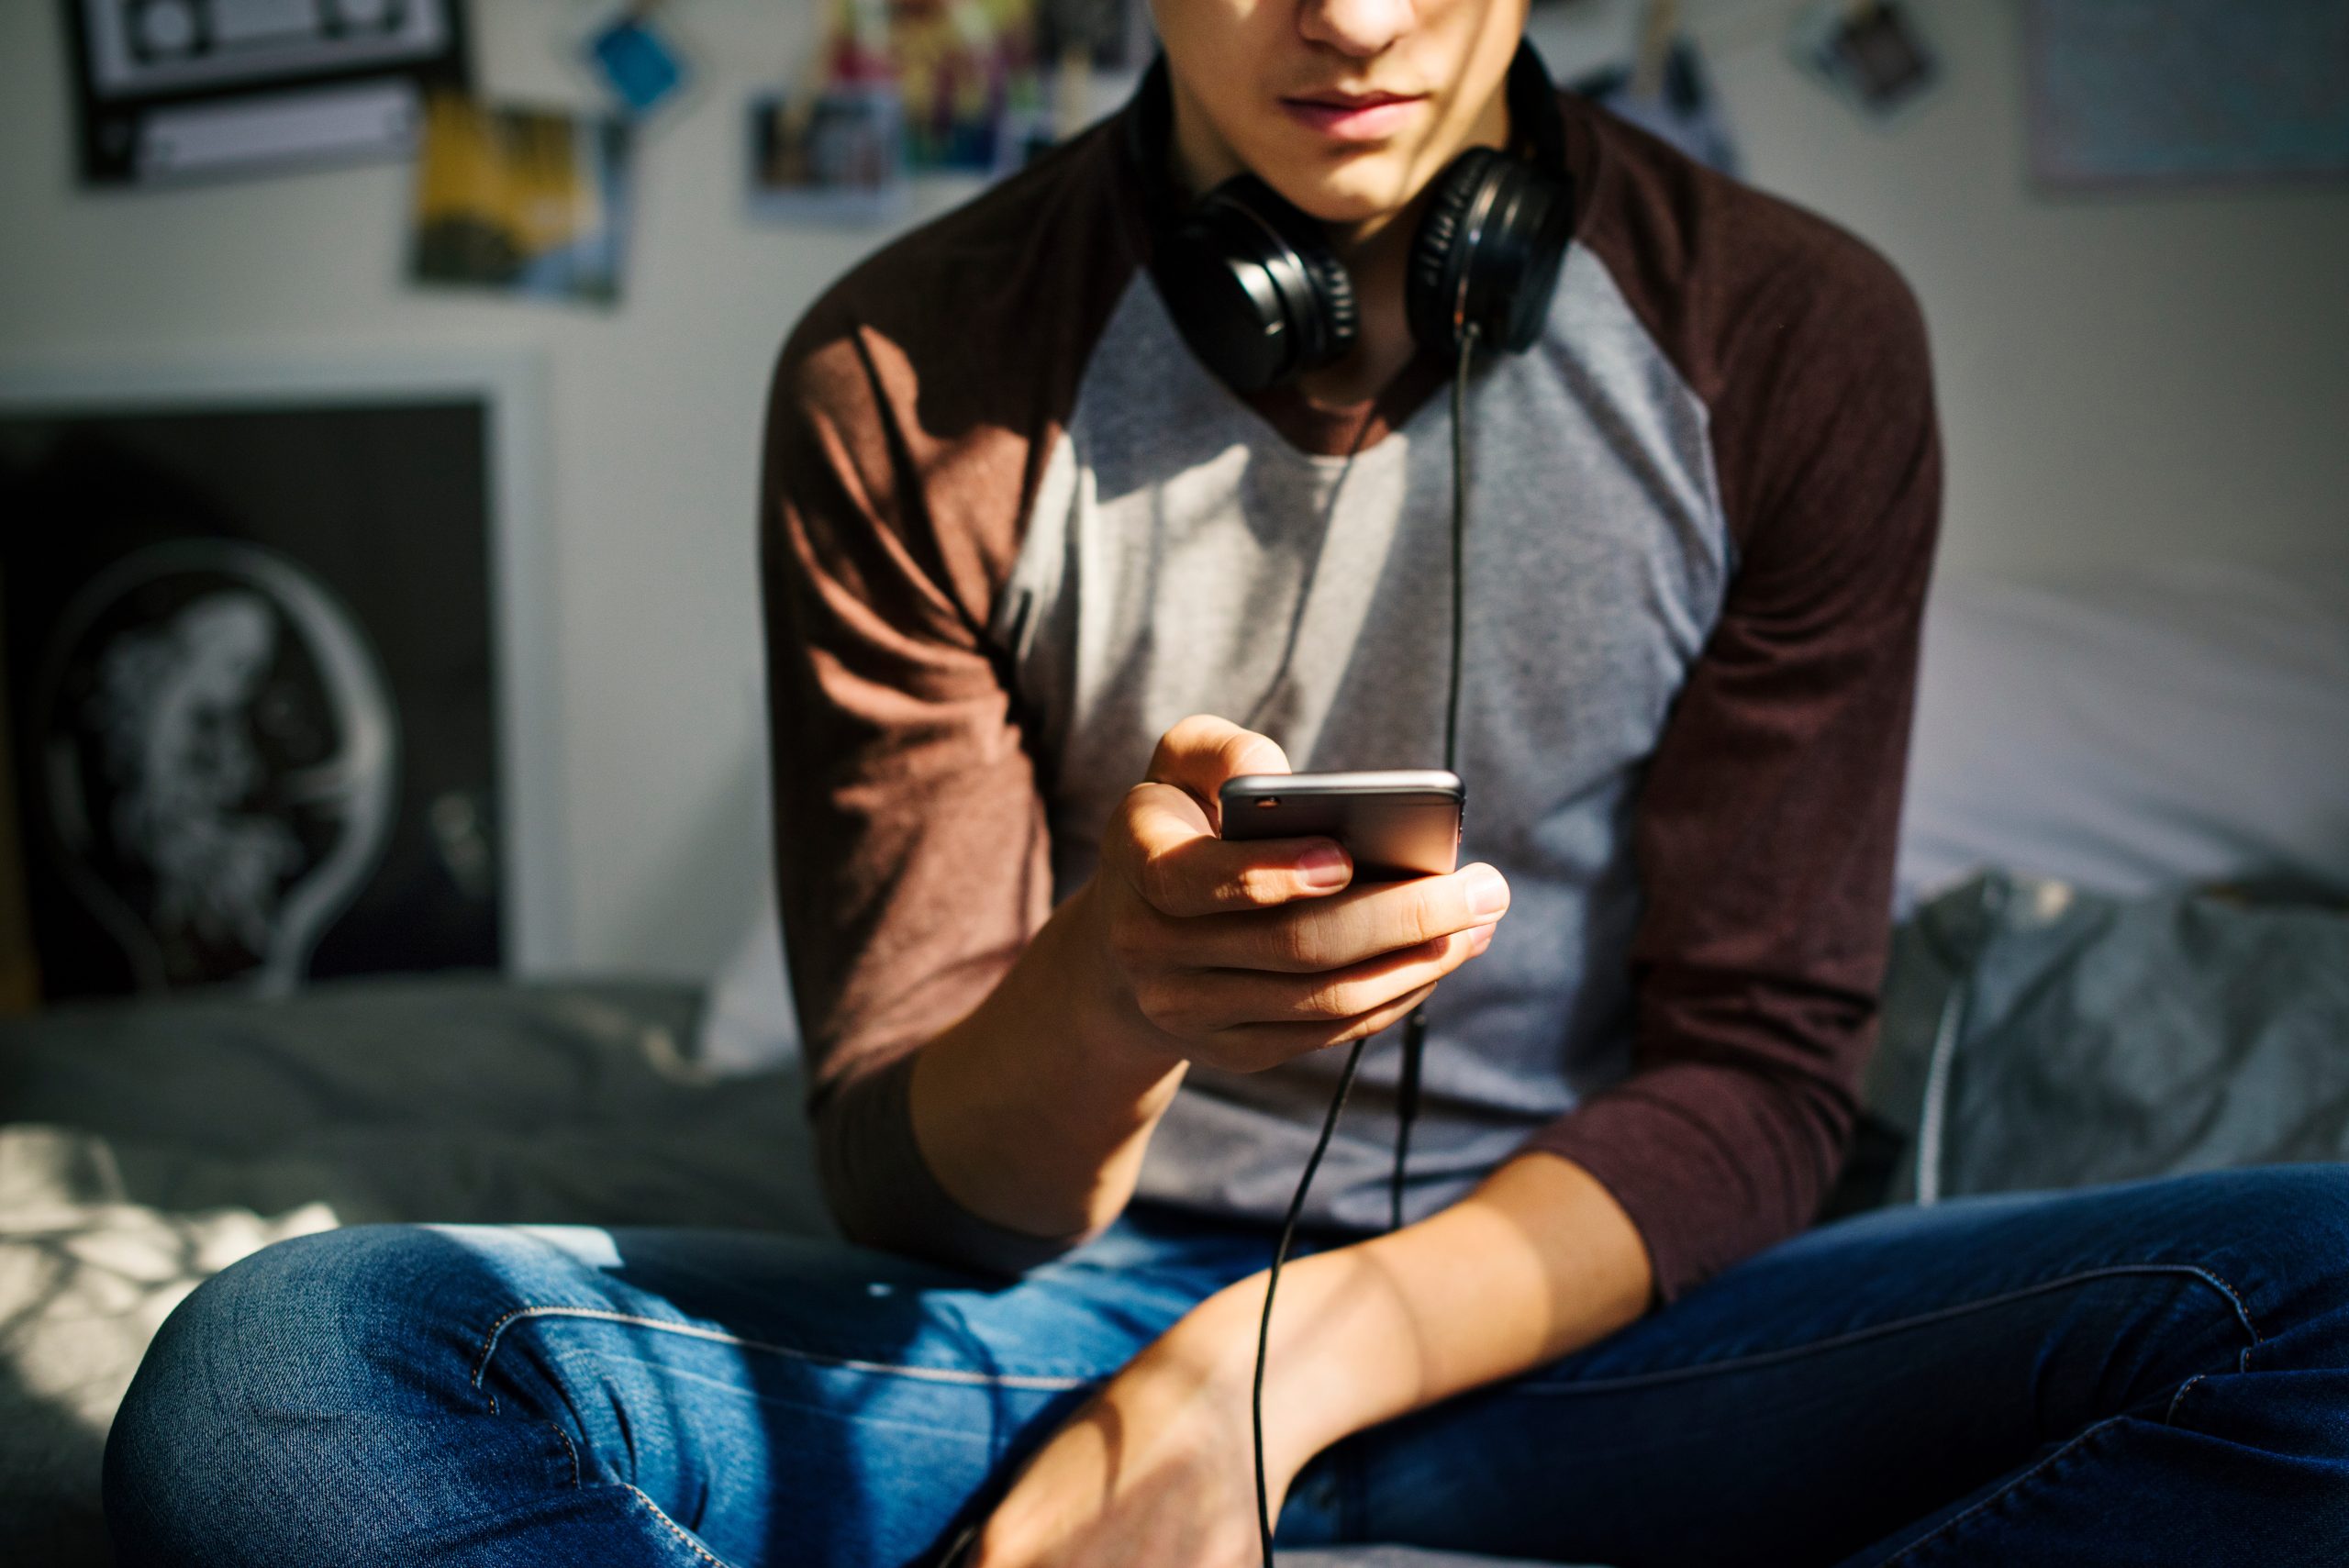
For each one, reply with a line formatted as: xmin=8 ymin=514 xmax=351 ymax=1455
xmin=1 ymin=397 xmax=503 ymax=999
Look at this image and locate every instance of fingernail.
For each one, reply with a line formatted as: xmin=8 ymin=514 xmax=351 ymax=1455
xmin=1467 ymin=923 xmax=1496 ymax=955
xmin=1465 ymin=865 xmax=1509 ymax=917
xmin=1297 ymin=844 xmax=1349 ymax=888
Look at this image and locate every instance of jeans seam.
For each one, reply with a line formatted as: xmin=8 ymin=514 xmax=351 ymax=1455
xmin=1516 ymin=1263 xmax=2264 ymax=1396
xmin=1866 ymin=1260 xmax=2266 ymax=1567
xmin=1872 ymin=1416 xmax=2127 ymax=1567
xmin=624 ymin=1482 xmax=737 ymax=1568
xmin=2162 ymin=1373 xmax=2207 ymax=1427
xmin=545 ymin=1419 xmax=583 ymax=1488
xmin=470 ymin=1305 xmax=1093 ymax=1392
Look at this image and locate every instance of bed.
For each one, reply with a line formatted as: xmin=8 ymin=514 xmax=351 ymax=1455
xmin=5 ymin=561 xmax=2345 ymax=1564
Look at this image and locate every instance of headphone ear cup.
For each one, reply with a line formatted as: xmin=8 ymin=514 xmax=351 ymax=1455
xmin=1406 ymin=150 xmax=1498 ymax=359
xmin=1299 ymin=239 xmax=1359 ymax=362
xmin=1406 ymin=148 xmax=1575 ymax=359
xmin=1153 ymin=175 xmax=1358 ymax=393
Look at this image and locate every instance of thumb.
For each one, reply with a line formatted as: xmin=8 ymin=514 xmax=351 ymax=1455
xmin=1144 ymin=716 xmax=1291 ymax=832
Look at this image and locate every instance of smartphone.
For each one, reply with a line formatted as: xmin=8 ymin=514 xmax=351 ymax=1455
xmin=1219 ymin=770 xmax=1464 ymax=882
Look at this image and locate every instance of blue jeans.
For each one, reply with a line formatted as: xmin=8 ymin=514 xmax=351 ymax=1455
xmin=106 ymin=1165 xmax=2349 ymax=1566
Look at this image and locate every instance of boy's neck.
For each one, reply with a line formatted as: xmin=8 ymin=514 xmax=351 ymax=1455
xmin=1295 ymin=199 xmax=1433 ymax=408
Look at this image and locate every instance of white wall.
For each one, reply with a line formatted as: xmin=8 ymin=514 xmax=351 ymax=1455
xmin=1662 ymin=0 xmax=2349 ymax=582
xmin=4 ymin=1 xmax=2343 ymax=980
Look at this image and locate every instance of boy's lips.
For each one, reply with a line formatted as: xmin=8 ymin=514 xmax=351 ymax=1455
xmin=1278 ymin=90 xmax=1429 ymax=141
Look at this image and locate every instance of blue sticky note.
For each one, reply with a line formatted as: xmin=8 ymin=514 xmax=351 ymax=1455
xmin=589 ymin=18 xmax=688 ymax=117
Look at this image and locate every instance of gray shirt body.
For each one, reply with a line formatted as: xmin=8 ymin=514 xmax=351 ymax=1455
xmin=994 ymin=250 xmax=1732 ymax=1229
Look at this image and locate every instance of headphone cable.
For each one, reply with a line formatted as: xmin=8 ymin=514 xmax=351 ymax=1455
xmin=1253 ymin=326 xmax=1477 ymax=1565
xmin=1391 ymin=320 xmax=1478 ymax=1236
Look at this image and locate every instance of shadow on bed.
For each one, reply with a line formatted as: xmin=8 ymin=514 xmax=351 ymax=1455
xmin=2 ymin=1241 xmax=118 ymax=1560
xmin=0 ymin=974 xmax=831 ymax=1562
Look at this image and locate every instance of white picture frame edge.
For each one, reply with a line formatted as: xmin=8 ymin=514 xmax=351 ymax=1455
xmin=0 ymin=345 xmax=574 ymax=976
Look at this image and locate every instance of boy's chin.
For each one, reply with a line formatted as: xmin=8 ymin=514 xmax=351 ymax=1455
xmin=1259 ymin=155 xmax=1429 ymax=229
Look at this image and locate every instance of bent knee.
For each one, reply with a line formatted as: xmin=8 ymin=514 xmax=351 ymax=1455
xmin=2122 ymin=1166 xmax=2349 ymax=1407
xmin=2179 ymin=1165 xmax=2349 ymax=1318
xmin=104 ymin=1226 xmax=500 ymax=1562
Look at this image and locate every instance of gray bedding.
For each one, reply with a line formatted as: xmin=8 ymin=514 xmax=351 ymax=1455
xmin=0 ymin=976 xmax=826 ymax=1561
xmin=5 ymin=871 xmax=2343 ymax=1564
xmin=1857 ymin=870 xmax=2349 ymax=1205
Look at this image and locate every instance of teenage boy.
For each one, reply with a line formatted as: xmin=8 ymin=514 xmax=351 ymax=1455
xmin=106 ymin=2 xmax=2349 ymax=1565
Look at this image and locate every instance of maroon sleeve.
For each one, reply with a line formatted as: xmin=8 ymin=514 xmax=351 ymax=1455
xmin=1522 ymin=118 xmax=1944 ymax=1299
xmin=759 ymin=129 xmax=1143 ymax=1271
xmin=761 ymin=302 xmax=1062 ymax=1270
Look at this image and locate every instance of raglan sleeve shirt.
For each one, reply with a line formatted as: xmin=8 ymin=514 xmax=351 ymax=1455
xmin=761 ymin=116 xmax=1943 ymax=1298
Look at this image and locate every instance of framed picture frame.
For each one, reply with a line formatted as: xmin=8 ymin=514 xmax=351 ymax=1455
xmin=0 ymin=349 xmax=570 ymax=996
xmin=58 ymin=0 xmax=471 ymax=188
xmin=2024 ymin=0 xmax=2349 ymax=189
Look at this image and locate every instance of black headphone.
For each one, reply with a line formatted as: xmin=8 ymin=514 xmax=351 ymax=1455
xmin=1125 ymin=39 xmax=1578 ymax=393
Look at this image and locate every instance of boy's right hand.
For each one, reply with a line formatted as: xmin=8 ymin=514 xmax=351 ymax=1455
xmin=1086 ymin=715 xmax=1509 ymax=1076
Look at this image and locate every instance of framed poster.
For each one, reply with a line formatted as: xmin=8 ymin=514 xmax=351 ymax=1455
xmin=2026 ymin=0 xmax=2349 ymax=188
xmin=59 ymin=0 xmax=471 ymax=187
xmin=0 ymin=352 xmax=567 ymax=999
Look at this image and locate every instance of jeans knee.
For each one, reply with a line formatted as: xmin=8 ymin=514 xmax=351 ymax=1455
xmin=2125 ymin=1166 xmax=2349 ymax=1434
xmin=2208 ymin=1165 xmax=2349 ymax=1333
xmin=104 ymin=1226 xmax=470 ymax=1563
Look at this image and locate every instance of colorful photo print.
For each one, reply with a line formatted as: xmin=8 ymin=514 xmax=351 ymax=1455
xmin=886 ymin=0 xmax=1038 ymax=172
xmin=582 ymin=4 xmax=695 ymax=119
xmin=408 ymin=95 xmax=631 ymax=306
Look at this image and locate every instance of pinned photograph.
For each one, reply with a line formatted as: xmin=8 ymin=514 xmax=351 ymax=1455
xmin=1791 ymin=0 xmax=1942 ymax=125
xmin=747 ymin=84 xmax=908 ymax=224
xmin=992 ymin=83 xmax=1062 ymax=177
xmin=408 ymin=95 xmax=632 ymax=306
xmin=889 ymin=0 xmax=1039 ymax=172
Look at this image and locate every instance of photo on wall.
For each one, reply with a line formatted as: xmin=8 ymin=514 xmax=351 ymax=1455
xmin=1034 ymin=0 xmax=1152 ymax=71
xmin=886 ymin=0 xmax=1040 ymax=171
xmin=1789 ymin=0 xmax=1942 ymax=125
xmin=746 ymin=82 xmax=908 ymax=224
xmin=0 ymin=397 xmax=506 ymax=1001
xmin=408 ymin=95 xmax=632 ymax=306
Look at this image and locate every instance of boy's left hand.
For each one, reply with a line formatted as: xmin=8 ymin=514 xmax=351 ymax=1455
xmin=967 ymin=1291 xmax=1297 ymax=1568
